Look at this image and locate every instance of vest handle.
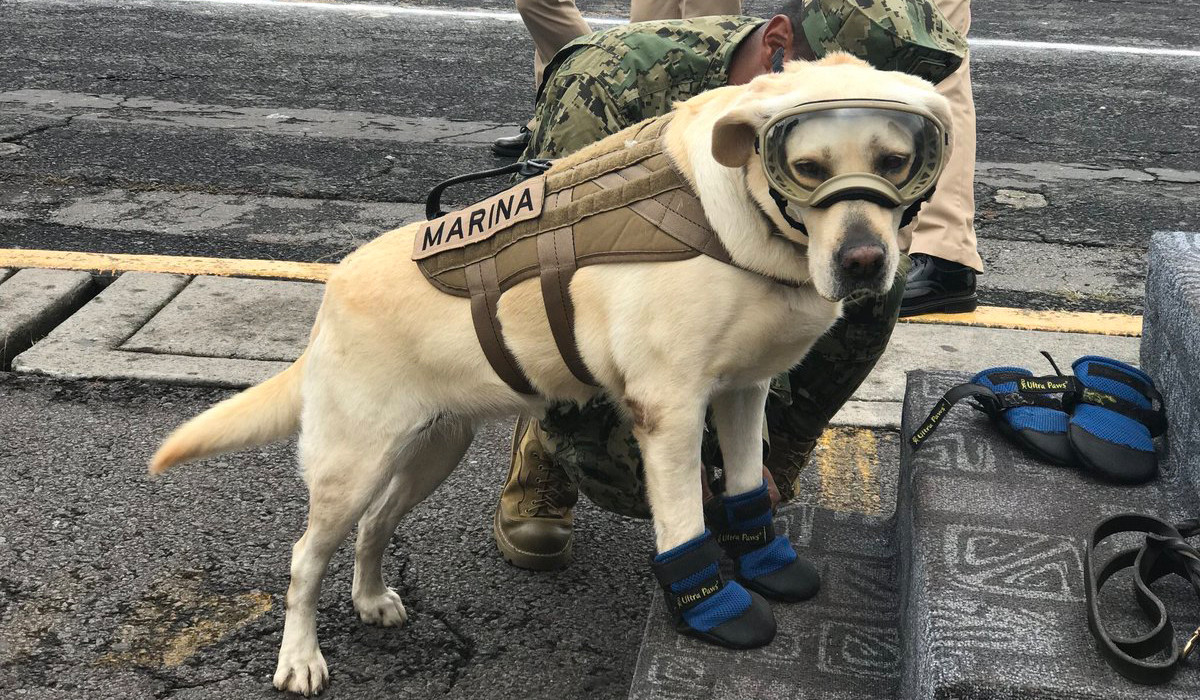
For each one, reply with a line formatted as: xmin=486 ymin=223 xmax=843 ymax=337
xmin=425 ymin=159 xmax=554 ymax=219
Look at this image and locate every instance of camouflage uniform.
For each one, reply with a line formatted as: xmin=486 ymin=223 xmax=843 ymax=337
xmin=523 ymin=5 xmax=965 ymax=518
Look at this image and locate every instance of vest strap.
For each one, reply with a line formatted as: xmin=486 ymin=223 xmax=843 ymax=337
xmin=537 ymin=224 xmax=598 ymax=387
xmin=466 ymin=258 xmax=537 ymax=395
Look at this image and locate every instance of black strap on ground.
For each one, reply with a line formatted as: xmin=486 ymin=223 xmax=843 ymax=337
xmin=425 ymin=159 xmax=553 ymax=219
xmin=1085 ymin=514 xmax=1200 ymax=684
xmin=908 ymin=382 xmax=1003 ymax=449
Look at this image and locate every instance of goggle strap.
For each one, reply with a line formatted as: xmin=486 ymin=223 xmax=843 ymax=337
xmin=812 ymin=187 xmax=899 ymax=210
xmin=899 ymin=187 xmax=935 ymax=229
xmin=769 ymin=187 xmax=808 ymax=235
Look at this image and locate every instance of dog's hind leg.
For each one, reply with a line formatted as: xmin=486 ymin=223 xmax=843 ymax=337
xmin=351 ymin=417 xmax=475 ymax=626
xmin=273 ymin=408 xmax=430 ymax=697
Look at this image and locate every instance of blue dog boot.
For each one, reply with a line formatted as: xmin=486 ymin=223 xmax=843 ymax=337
xmin=712 ymin=482 xmax=820 ymax=603
xmin=972 ymin=367 xmax=1074 ymax=466
xmin=908 ymin=364 xmax=1074 ymax=467
xmin=651 ymin=531 xmax=775 ymax=649
xmin=1069 ymin=356 xmax=1166 ymax=484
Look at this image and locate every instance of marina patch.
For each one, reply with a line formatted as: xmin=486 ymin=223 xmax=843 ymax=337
xmin=412 ymin=179 xmax=545 ymax=260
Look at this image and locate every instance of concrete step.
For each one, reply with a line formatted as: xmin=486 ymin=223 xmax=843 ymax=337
xmin=1142 ymin=231 xmax=1200 ymax=500
xmin=897 ymin=370 xmax=1197 ymax=699
xmin=0 ymin=266 xmax=94 ymax=370
xmin=628 ymin=367 xmax=1197 ymax=699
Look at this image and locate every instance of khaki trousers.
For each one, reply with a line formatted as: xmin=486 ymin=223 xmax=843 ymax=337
xmin=628 ymin=0 xmax=742 ymax=23
xmin=899 ymin=0 xmax=982 ymax=271
xmin=516 ymin=0 xmax=741 ymax=85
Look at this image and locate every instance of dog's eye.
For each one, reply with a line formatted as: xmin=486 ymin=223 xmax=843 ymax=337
xmin=791 ymin=160 xmax=827 ymax=180
xmin=878 ymin=154 xmax=911 ymax=173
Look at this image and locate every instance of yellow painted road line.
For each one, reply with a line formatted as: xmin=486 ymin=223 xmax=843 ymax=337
xmin=814 ymin=427 xmax=881 ymax=515
xmin=0 ymin=248 xmax=334 ymax=282
xmin=0 ymin=248 xmax=1143 ymax=336
xmin=900 ymin=305 xmax=1142 ymax=337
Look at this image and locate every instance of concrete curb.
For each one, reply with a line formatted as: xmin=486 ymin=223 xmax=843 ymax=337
xmin=12 ymin=272 xmax=320 ymax=387
xmin=0 ymin=267 xmax=95 ymax=370
xmin=4 ymin=270 xmax=1142 ymax=431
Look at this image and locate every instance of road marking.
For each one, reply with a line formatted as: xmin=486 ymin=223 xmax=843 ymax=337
xmin=0 ymin=248 xmax=336 ymax=282
xmin=815 ymin=427 xmax=880 ymax=515
xmin=970 ymin=38 xmax=1200 ymax=59
xmin=903 ymin=305 xmax=1142 ymax=337
xmin=0 ymin=248 xmax=1144 ymax=335
xmin=137 ymin=0 xmax=1200 ymax=58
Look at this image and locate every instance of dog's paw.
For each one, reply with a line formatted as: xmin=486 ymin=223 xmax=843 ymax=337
xmin=354 ymin=587 xmax=408 ymax=627
xmin=273 ymin=646 xmax=329 ymax=696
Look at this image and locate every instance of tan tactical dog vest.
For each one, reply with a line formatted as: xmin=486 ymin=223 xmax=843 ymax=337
xmin=413 ymin=114 xmax=782 ymax=395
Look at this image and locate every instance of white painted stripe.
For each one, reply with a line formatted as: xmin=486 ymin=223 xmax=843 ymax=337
xmin=21 ymin=0 xmax=1200 ymax=58
xmin=133 ymin=0 xmax=1200 ymax=58
xmin=134 ymin=0 xmax=630 ymax=24
xmin=970 ymin=38 xmax=1200 ymax=59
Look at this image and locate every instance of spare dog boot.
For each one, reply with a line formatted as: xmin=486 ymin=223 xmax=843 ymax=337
xmin=971 ymin=367 xmax=1074 ymax=466
xmin=651 ymin=531 xmax=776 ymax=649
xmin=1068 ymin=356 xmax=1166 ymax=484
xmin=713 ymin=482 xmax=821 ymax=603
xmin=909 ymin=365 xmax=1074 ymax=467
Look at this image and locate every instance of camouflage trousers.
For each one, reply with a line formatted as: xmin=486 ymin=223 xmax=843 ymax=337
xmin=537 ymin=257 xmax=910 ymax=519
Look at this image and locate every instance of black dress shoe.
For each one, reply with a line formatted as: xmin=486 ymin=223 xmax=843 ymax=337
xmin=491 ymin=126 xmax=532 ymax=158
xmin=900 ymin=253 xmax=978 ymax=317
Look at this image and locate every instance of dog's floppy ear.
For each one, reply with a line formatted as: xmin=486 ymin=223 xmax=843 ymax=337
xmin=711 ymin=105 xmax=764 ymax=169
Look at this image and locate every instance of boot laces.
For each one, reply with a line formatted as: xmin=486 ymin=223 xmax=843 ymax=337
xmin=525 ymin=450 xmax=572 ymax=517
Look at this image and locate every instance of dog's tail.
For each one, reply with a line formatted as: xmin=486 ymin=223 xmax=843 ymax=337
xmin=149 ymin=353 xmax=306 ymax=475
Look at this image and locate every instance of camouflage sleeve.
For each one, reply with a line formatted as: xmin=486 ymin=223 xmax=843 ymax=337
xmin=521 ymin=50 xmax=632 ymax=161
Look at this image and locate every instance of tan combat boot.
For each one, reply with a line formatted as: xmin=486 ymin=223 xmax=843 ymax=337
xmin=493 ymin=415 xmax=578 ymax=570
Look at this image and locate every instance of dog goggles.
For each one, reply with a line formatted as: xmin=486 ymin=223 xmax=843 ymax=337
xmin=758 ymin=99 xmax=948 ymax=216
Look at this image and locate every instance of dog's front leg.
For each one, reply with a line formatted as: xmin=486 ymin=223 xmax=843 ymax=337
xmin=633 ymin=385 xmax=775 ymax=648
xmin=710 ymin=382 xmax=771 ymax=498
xmin=629 ymin=389 xmax=708 ymax=553
xmin=709 ymin=383 xmax=822 ymax=605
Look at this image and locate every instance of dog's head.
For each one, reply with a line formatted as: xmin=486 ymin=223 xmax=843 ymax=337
xmin=709 ymin=54 xmax=953 ymax=301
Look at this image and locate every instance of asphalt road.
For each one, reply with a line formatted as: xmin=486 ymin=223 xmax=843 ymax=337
xmin=1 ymin=0 xmax=1198 ymax=312
xmin=0 ymin=374 xmax=654 ymax=699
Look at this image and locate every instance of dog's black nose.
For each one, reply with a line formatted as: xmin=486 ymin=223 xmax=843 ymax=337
xmin=838 ymin=244 xmax=885 ymax=279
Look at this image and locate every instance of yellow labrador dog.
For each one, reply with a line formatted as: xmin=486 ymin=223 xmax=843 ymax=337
xmin=151 ymin=55 xmax=950 ymax=695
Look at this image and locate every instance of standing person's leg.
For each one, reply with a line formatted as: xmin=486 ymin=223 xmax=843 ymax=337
xmin=630 ymin=0 xmax=681 ymax=22
xmin=518 ymin=0 xmax=592 ymax=86
xmin=898 ymin=0 xmax=981 ymax=315
xmin=680 ymin=0 xmax=741 ymax=18
xmin=493 ymin=0 xmax=591 ymax=157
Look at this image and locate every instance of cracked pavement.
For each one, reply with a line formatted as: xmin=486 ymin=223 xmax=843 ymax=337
xmin=1 ymin=0 xmax=1197 ymax=311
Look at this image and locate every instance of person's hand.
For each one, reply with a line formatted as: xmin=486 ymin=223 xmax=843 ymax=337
xmin=762 ymin=466 xmax=781 ymax=510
